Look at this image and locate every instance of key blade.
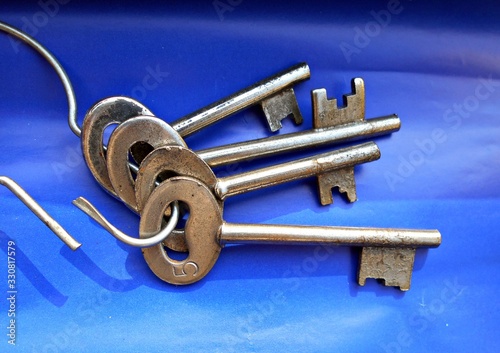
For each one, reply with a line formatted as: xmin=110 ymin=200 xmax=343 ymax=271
xmin=358 ymin=246 xmax=416 ymax=291
xmin=312 ymin=79 xmax=368 ymax=205
xmin=317 ymin=167 xmax=356 ymax=205
xmin=261 ymin=87 xmax=304 ymax=132
xmin=312 ymin=78 xmax=365 ymax=128
xmin=316 ymin=141 xmax=380 ymax=205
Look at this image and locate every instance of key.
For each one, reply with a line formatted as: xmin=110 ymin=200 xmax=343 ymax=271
xmin=81 ymin=63 xmax=310 ymax=196
xmin=195 ymin=78 xmax=386 ymax=204
xmin=135 ymin=142 xmax=380 ymax=213
xmin=139 ymin=176 xmax=441 ymax=290
xmin=106 ymin=113 xmax=399 ymax=212
xmin=173 ymin=63 xmax=309 ymax=136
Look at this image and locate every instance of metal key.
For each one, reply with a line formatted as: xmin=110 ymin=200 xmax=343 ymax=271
xmin=139 ymin=176 xmax=441 ymax=290
xmin=135 ymin=143 xmax=380 ymax=213
xmin=81 ymin=63 xmax=310 ymax=197
xmin=197 ymin=78 xmax=394 ymax=204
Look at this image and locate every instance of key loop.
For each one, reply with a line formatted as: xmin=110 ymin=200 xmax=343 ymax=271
xmin=0 ymin=22 xmax=81 ymax=250
xmin=73 ymin=197 xmax=180 ymax=248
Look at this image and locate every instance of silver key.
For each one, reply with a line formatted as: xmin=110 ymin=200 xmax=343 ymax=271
xmin=81 ymin=64 xmax=310 ymax=196
xmin=173 ymin=63 xmax=309 ymax=136
xmin=139 ymin=176 xmax=441 ymax=290
xmin=135 ymin=142 xmax=380 ymax=212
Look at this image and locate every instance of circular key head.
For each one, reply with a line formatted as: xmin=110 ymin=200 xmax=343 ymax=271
xmin=135 ymin=145 xmax=219 ymax=213
xmin=135 ymin=145 xmax=220 ymax=252
xmin=81 ymin=96 xmax=153 ymax=196
xmin=140 ymin=176 xmax=222 ymax=285
xmin=107 ymin=116 xmax=186 ymax=211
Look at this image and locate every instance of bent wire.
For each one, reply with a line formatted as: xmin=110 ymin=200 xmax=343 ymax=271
xmin=0 ymin=21 xmax=80 ymax=137
xmin=0 ymin=177 xmax=81 ymax=250
xmin=73 ymin=197 xmax=179 ymax=248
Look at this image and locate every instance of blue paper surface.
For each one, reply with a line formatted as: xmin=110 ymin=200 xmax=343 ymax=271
xmin=0 ymin=1 xmax=499 ymax=352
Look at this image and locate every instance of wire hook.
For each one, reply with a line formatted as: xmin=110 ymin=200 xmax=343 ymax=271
xmin=0 ymin=20 xmax=80 ymax=137
xmin=0 ymin=177 xmax=81 ymax=250
xmin=73 ymin=197 xmax=179 ymax=248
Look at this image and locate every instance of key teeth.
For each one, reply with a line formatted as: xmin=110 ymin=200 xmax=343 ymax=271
xmin=312 ymin=78 xmax=366 ymax=129
xmin=317 ymin=168 xmax=357 ymax=206
xmin=358 ymin=247 xmax=416 ymax=291
xmin=261 ymin=87 xmax=303 ymax=132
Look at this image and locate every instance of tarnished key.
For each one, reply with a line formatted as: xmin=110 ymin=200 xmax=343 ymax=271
xmin=81 ymin=63 xmax=310 ymax=197
xmin=134 ymin=143 xmax=380 ymax=213
xmin=139 ymin=176 xmax=441 ymax=290
xmin=106 ymin=114 xmax=399 ymax=212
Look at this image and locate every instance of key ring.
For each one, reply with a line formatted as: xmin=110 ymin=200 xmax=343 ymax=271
xmin=73 ymin=196 xmax=179 ymax=248
xmin=0 ymin=21 xmax=179 ymax=247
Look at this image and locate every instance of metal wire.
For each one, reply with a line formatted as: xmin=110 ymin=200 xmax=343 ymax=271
xmin=0 ymin=20 xmax=80 ymax=136
xmin=73 ymin=197 xmax=179 ymax=248
xmin=0 ymin=177 xmax=81 ymax=250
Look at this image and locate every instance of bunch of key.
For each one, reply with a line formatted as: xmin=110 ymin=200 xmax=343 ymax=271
xmin=74 ymin=63 xmax=441 ymax=291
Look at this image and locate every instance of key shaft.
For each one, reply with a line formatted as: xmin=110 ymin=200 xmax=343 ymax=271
xmin=214 ymin=142 xmax=380 ymax=199
xmin=199 ymin=114 xmax=400 ymax=167
xmin=219 ymin=223 xmax=441 ymax=248
xmin=171 ymin=63 xmax=310 ymax=137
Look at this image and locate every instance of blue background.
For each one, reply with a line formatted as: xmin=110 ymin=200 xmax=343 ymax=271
xmin=0 ymin=1 xmax=499 ymax=352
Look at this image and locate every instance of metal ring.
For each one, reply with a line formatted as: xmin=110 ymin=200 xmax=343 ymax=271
xmin=73 ymin=197 xmax=180 ymax=248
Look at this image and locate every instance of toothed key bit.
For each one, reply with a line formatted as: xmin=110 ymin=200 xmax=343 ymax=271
xmin=312 ymin=78 xmax=372 ymax=204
